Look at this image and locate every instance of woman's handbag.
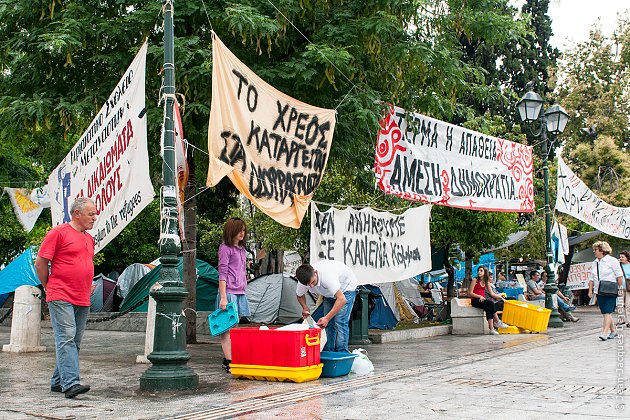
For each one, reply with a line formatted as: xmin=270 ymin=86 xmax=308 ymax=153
xmin=598 ymin=280 xmax=619 ymax=296
xmin=596 ymin=261 xmax=619 ymax=296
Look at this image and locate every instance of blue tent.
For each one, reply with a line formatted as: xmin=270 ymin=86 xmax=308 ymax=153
xmin=0 ymin=247 xmax=40 ymax=295
xmin=311 ymin=285 xmax=399 ymax=330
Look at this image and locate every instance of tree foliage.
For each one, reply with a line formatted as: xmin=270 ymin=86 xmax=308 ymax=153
xmin=0 ymin=1 xmax=550 ymax=273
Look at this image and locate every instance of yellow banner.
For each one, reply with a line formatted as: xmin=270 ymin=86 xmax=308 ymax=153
xmin=206 ymin=34 xmax=336 ymax=228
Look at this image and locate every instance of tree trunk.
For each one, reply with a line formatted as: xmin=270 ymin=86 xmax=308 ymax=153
xmin=183 ymin=151 xmax=197 ymax=344
xmin=444 ymin=244 xmax=455 ymax=317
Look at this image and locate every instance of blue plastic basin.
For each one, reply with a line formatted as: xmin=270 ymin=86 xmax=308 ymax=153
xmin=208 ymin=302 xmax=238 ymax=336
xmin=319 ymin=351 xmax=358 ymax=377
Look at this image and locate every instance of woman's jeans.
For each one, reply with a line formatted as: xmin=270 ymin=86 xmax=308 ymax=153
xmin=48 ymin=300 xmax=89 ymax=391
xmin=322 ymin=291 xmax=357 ymax=353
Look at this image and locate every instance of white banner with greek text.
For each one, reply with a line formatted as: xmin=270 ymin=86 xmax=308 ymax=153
xmin=48 ymin=42 xmax=154 ymax=253
xmin=556 ymin=155 xmax=630 ymax=239
xmin=375 ymin=104 xmax=534 ymax=212
xmin=310 ymin=203 xmax=432 ymax=285
xmin=566 ymin=262 xmax=593 ymax=291
xmin=206 ymin=33 xmax=336 ymax=229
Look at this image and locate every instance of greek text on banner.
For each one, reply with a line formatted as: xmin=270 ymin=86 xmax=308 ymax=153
xmin=48 ymin=42 xmax=155 ymax=253
xmin=375 ymin=104 xmax=534 ymax=212
xmin=556 ymin=154 xmax=630 ymax=239
xmin=310 ymin=203 xmax=432 ymax=285
xmin=206 ymin=33 xmax=336 ymax=229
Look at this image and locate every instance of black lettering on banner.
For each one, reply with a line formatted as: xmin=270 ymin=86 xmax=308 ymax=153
xmin=232 ymin=69 xmax=258 ymax=112
xmin=314 ymin=210 xmax=335 ymax=235
xmin=249 ymin=163 xmax=323 ymax=204
xmin=389 ymin=155 xmax=443 ymax=197
xmin=118 ymin=190 xmax=143 ymax=222
xmin=342 ymin=236 xmax=390 ymax=269
xmin=450 ymin=167 xmax=515 ymax=200
xmin=457 ymin=132 xmax=497 ymax=160
xmin=446 ymin=126 xmax=454 ymax=151
xmin=346 ymin=212 xmax=405 ymax=238
xmin=219 ymin=130 xmax=247 ymax=173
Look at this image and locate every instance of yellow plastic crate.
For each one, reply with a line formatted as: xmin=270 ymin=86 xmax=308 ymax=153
xmin=498 ymin=325 xmax=520 ymax=334
xmin=230 ymin=363 xmax=323 ymax=383
xmin=502 ymin=300 xmax=551 ymax=332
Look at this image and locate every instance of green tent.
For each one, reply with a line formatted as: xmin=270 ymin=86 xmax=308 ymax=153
xmin=119 ymin=258 xmax=219 ymax=313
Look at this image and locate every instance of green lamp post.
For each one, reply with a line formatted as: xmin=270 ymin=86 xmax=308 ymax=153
xmin=139 ymin=0 xmax=199 ymax=390
xmin=516 ymin=89 xmax=569 ymax=328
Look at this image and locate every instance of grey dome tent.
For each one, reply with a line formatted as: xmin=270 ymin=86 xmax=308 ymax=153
xmin=246 ymin=273 xmax=317 ymax=324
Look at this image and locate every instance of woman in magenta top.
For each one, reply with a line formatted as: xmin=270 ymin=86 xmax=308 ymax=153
xmin=468 ymin=266 xmax=508 ymax=334
xmin=217 ymin=217 xmax=251 ymax=372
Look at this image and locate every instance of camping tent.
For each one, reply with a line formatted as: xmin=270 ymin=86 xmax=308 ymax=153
xmin=117 ymin=263 xmax=152 ymax=299
xmin=90 ymin=274 xmax=116 ymax=312
xmin=119 ymin=258 xmax=219 ymax=313
xmin=246 ymin=273 xmax=317 ymax=324
xmin=0 ymin=247 xmax=40 ymax=295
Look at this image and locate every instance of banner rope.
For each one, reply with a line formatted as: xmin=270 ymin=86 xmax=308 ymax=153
xmin=264 ymin=0 xmax=358 ymax=111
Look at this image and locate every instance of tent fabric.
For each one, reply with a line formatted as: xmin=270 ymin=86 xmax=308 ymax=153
xmin=117 ymin=263 xmax=152 ymax=299
xmin=376 ymin=283 xmax=419 ymax=324
xmin=363 ymin=285 xmax=399 ymax=330
xmin=0 ymin=247 xmax=40 ymax=295
xmin=119 ymin=258 xmax=219 ymax=313
xmin=246 ymin=274 xmax=317 ymax=324
xmin=90 ymin=274 xmax=116 ymax=312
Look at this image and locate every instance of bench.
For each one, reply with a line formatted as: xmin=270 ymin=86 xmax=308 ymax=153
xmin=517 ymin=294 xmax=545 ymax=307
xmin=451 ymin=298 xmax=489 ymax=335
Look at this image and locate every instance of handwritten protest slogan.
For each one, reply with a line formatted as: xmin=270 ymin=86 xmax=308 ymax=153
xmin=206 ymin=34 xmax=336 ymax=229
xmin=310 ymin=203 xmax=432 ymax=285
xmin=375 ymin=104 xmax=534 ymax=212
xmin=556 ymin=155 xmax=630 ymax=239
xmin=48 ymin=42 xmax=155 ymax=253
xmin=566 ymin=262 xmax=593 ymax=291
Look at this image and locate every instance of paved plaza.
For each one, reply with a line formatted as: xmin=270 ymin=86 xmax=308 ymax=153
xmin=0 ymin=306 xmax=627 ymax=419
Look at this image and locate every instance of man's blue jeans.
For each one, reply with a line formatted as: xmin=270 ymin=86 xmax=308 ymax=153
xmin=322 ymin=290 xmax=356 ymax=353
xmin=557 ymin=296 xmax=570 ymax=311
xmin=48 ymin=300 xmax=89 ymax=391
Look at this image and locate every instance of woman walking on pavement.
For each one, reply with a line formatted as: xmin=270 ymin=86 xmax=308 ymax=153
xmin=589 ymin=241 xmax=624 ymax=341
xmin=468 ymin=266 xmax=508 ymax=334
xmin=619 ymin=250 xmax=630 ymax=327
xmin=217 ymin=217 xmax=251 ymax=372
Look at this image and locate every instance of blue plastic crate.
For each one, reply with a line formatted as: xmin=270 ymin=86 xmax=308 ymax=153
xmin=319 ymin=351 xmax=358 ymax=377
xmin=208 ymin=302 xmax=238 ymax=336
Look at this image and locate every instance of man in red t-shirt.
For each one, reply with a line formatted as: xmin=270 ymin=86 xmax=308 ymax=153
xmin=35 ymin=197 xmax=96 ymax=399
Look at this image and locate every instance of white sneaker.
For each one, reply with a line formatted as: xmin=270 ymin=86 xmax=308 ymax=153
xmin=490 ymin=329 xmax=499 ymax=335
xmin=496 ymin=321 xmax=509 ymax=329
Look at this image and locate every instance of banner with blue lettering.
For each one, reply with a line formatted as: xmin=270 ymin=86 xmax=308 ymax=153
xmin=206 ymin=33 xmax=336 ymax=229
xmin=310 ymin=203 xmax=432 ymax=285
xmin=48 ymin=42 xmax=154 ymax=252
xmin=375 ymin=104 xmax=535 ymax=212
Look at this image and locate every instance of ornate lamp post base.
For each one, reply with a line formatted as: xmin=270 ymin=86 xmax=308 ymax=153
xmin=140 ymin=282 xmax=199 ymax=391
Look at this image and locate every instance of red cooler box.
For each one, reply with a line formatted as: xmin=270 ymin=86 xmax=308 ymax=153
xmin=230 ymin=327 xmax=321 ymax=367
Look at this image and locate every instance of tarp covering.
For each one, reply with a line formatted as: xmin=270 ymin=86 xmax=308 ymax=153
xmin=0 ymin=247 xmax=40 ymax=295
xmin=90 ymin=274 xmax=116 ymax=312
xmin=119 ymin=258 xmax=219 ymax=313
xmin=246 ymin=273 xmax=317 ymax=324
xmin=117 ymin=263 xmax=152 ymax=299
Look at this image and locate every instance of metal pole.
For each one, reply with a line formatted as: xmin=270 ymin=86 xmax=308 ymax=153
xmin=140 ymin=0 xmax=199 ymax=390
xmin=540 ymin=120 xmax=564 ymax=328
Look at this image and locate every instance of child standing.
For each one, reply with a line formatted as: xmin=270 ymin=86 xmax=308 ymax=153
xmin=217 ymin=217 xmax=250 ymax=372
